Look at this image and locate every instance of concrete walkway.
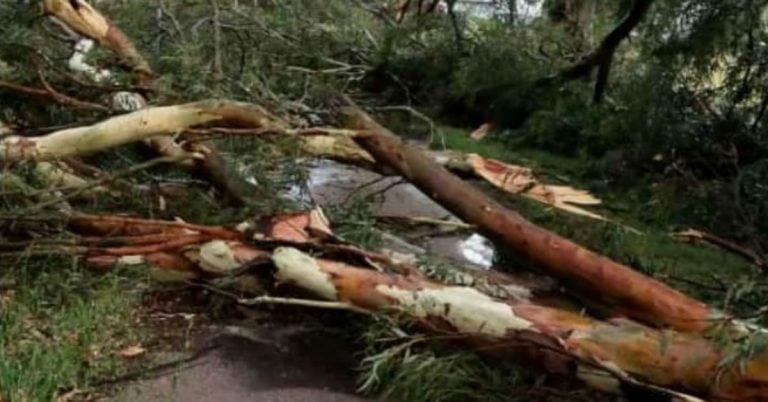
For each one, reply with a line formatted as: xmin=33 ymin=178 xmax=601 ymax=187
xmin=111 ymin=323 xmax=369 ymax=402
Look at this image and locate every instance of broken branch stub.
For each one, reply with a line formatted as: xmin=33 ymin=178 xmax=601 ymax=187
xmin=43 ymin=0 xmax=153 ymax=85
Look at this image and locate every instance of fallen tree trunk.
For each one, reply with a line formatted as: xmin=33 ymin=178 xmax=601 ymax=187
xmin=63 ymin=212 xmax=768 ymax=401
xmin=0 ymin=99 xmax=727 ymax=333
xmin=272 ymin=247 xmax=766 ymax=402
xmin=340 ymin=105 xmax=721 ymax=333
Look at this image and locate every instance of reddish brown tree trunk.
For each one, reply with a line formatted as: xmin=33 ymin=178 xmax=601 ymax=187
xmin=341 ymin=106 xmax=719 ymax=333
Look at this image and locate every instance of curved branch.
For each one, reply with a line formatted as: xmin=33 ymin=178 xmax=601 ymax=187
xmin=0 ymin=79 xmax=108 ymax=112
xmin=553 ymin=0 xmax=655 ymax=102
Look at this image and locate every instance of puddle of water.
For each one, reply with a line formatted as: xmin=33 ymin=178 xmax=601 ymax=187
xmin=280 ymin=159 xmax=496 ymax=268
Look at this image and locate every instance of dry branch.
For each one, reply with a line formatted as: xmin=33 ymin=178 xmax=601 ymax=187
xmin=675 ymin=229 xmax=767 ymax=269
xmin=0 ymin=79 xmax=109 ymax=112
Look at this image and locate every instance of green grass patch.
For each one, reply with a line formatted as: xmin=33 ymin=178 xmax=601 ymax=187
xmin=435 ymin=126 xmax=586 ymax=176
xmin=356 ymin=315 xmax=522 ymax=402
xmin=0 ymin=255 xmax=147 ymax=402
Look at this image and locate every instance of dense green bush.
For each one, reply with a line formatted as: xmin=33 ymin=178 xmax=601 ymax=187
xmin=362 ymin=0 xmax=768 ymax=248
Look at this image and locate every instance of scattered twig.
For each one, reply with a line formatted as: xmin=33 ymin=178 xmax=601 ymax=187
xmin=375 ymin=214 xmax=473 ymax=229
xmin=208 ymin=0 xmax=224 ymax=81
xmin=674 ymin=229 xmax=767 ymax=270
xmin=156 ymin=0 xmax=186 ymax=42
xmin=342 ymin=175 xmax=391 ymax=205
xmin=238 ymin=295 xmax=371 ymax=314
xmin=371 ymin=105 xmax=445 ymax=149
xmin=0 ymin=79 xmax=108 ymax=112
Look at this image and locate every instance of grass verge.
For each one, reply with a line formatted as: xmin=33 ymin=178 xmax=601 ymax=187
xmin=0 ymin=255 xmax=147 ymax=402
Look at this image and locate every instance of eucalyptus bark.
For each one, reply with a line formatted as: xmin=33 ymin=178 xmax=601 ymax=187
xmin=67 ymin=213 xmax=768 ymax=401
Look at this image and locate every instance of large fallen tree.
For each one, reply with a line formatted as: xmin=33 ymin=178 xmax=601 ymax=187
xmin=32 ymin=211 xmax=762 ymax=401
xmin=0 ymin=98 xmax=721 ymax=333
xmin=2 ymin=1 xmax=768 ymax=400
xmin=3 ymin=98 xmax=768 ymax=399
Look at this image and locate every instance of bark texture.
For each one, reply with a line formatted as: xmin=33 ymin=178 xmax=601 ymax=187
xmin=0 ymin=100 xmax=283 ymax=162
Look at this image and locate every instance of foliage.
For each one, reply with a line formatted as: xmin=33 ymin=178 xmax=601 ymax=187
xmin=361 ymin=0 xmax=768 ymax=250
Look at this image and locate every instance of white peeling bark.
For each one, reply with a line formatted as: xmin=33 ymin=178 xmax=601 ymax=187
xmin=375 ymin=285 xmax=536 ymax=336
xmin=195 ymin=240 xmax=242 ymax=274
xmin=68 ymin=39 xmax=112 ymax=83
xmin=272 ymin=247 xmax=339 ymax=300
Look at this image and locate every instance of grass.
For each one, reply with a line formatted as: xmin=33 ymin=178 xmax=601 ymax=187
xmin=0 ymin=255 xmax=147 ymax=402
xmin=435 ymin=126 xmax=586 ymax=176
xmin=356 ymin=315 xmax=521 ymax=402
xmin=355 ymin=316 xmax=603 ymax=402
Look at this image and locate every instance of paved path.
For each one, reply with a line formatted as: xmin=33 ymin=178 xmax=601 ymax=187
xmin=111 ymin=323 xmax=370 ymax=402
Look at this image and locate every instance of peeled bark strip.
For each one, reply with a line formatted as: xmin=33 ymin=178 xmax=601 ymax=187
xmin=43 ymin=0 xmax=153 ymax=84
xmin=433 ymin=150 xmax=606 ymax=220
xmin=340 ymin=106 xmax=720 ymax=333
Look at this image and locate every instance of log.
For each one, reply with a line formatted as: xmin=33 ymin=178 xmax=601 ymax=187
xmin=340 ymin=106 xmax=721 ymax=333
xmin=0 ymin=98 xmax=734 ymax=333
xmin=66 ymin=213 xmax=768 ymax=401
xmin=272 ymin=247 xmax=767 ymax=402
